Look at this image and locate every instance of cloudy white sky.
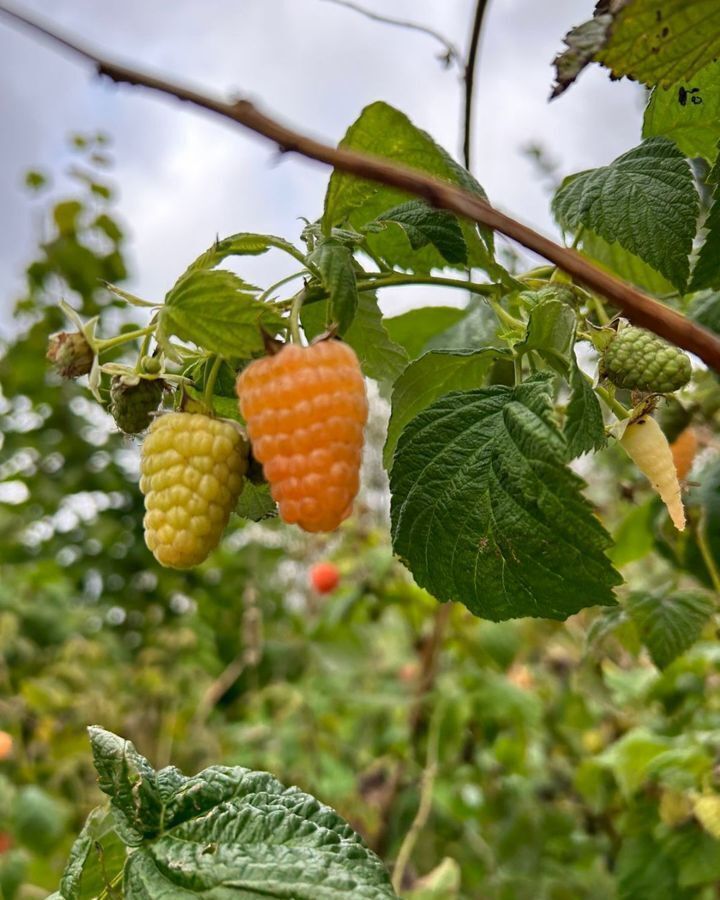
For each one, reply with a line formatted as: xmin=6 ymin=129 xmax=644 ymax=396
xmin=0 ymin=0 xmax=644 ymax=334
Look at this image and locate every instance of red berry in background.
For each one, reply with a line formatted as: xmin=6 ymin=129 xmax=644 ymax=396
xmin=310 ymin=562 xmax=340 ymax=594
xmin=237 ymin=340 xmax=368 ymax=533
xmin=0 ymin=832 xmax=11 ymax=854
xmin=0 ymin=731 xmax=12 ymax=760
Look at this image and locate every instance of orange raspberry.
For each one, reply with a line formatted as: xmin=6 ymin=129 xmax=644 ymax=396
xmin=140 ymin=412 xmax=248 ymax=568
xmin=670 ymin=426 xmax=699 ymax=481
xmin=236 ymin=340 xmax=367 ymax=532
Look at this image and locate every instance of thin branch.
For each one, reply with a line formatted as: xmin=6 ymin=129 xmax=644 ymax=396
xmin=391 ymin=705 xmax=442 ymax=893
xmin=320 ymin=0 xmax=460 ymax=68
xmin=463 ymin=0 xmax=490 ymax=170
xmin=3 ymin=3 xmax=720 ymax=372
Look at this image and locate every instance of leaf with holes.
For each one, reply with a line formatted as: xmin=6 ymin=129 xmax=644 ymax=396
xmin=643 ymin=62 xmax=720 ymax=165
xmin=626 ymin=590 xmax=714 ymax=668
xmin=390 ymin=377 xmax=621 ymax=621
xmin=553 ymin=139 xmax=698 ymax=292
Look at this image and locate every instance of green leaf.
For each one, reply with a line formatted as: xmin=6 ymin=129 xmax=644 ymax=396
xmin=598 ymin=1 xmax=720 ymax=90
xmin=59 ymin=806 xmax=126 ymax=900
xmin=160 ymin=270 xmax=285 ymax=358
xmin=375 ymin=200 xmax=467 ymax=265
xmin=580 ymin=229 xmax=676 ymax=296
xmin=323 ymin=102 xmax=494 ymax=274
xmin=599 ymin=728 xmax=672 ymax=798
xmin=183 ymin=232 xmax=302 ymax=275
xmin=383 ymin=348 xmax=506 ymax=470
xmin=390 ymin=378 xmax=621 ymax=621
xmin=553 ymin=139 xmax=699 ymax=292
xmin=564 ymin=356 xmax=607 ymax=459
xmin=643 ymin=61 xmax=720 ymax=165
xmin=626 ymin=590 xmax=714 ymax=669
xmin=383 ymin=307 xmax=467 ymax=360
xmin=235 ymin=482 xmax=278 ymax=522
xmin=609 ymin=499 xmax=658 ymax=567
xmin=689 ymin=186 xmax=720 ymax=292
xmin=665 ymin=827 xmax=720 ymax=889
xmin=688 ymin=291 xmax=720 ymax=334
xmin=82 ymin=728 xmax=397 ymax=899
xmin=306 ymin=239 xmax=359 ymax=334
xmin=303 ymin=291 xmax=408 ymax=384
xmin=425 ymin=297 xmax=499 ymax=351
xmin=616 ymin=832 xmax=686 ymax=900
xmin=516 ymin=298 xmax=576 ymax=373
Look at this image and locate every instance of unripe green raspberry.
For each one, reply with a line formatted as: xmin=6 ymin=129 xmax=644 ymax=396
xmin=602 ymin=326 xmax=691 ymax=394
xmin=110 ymin=375 xmax=164 ymax=434
xmin=140 ymin=413 xmax=248 ymax=568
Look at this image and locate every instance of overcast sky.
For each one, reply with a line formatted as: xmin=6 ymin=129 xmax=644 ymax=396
xmin=0 ymin=0 xmax=644 ymax=336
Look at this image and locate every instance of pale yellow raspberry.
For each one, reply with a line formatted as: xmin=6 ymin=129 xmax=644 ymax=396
xmin=140 ymin=412 xmax=248 ymax=568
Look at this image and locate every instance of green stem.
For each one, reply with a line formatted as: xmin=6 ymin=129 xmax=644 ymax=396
xmin=513 ymin=354 xmax=523 ymax=384
xmin=361 ymin=241 xmax=392 ymax=272
xmin=202 ymin=355 xmax=223 ymax=412
xmin=258 ymin=270 xmax=306 ymax=303
xmin=358 ymin=272 xmax=500 ymax=297
xmin=490 ymin=298 xmax=525 ymax=331
xmin=596 ymin=383 xmax=630 ymax=420
xmin=521 ymin=265 xmax=555 ymax=280
xmin=698 ymin=512 xmax=720 ymax=595
xmin=289 ymin=291 xmax=305 ymax=345
xmin=266 ymin=236 xmax=313 ymax=270
xmin=96 ymin=325 xmax=154 ymax=352
xmin=134 ymin=330 xmax=153 ymax=373
xmin=591 ymin=293 xmax=611 ymax=326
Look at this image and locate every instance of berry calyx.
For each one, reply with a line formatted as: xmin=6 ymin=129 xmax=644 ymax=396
xmin=140 ymin=412 xmax=248 ymax=568
xmin=236 ymin=340 xmax=367 ymax=532
xmin=602 ymin=325 xmax=691 ymax=394
xmin=109 ymin=375 xmax=164 ymax=434
xmin=310 ymin=561 xmax=340 ymax=593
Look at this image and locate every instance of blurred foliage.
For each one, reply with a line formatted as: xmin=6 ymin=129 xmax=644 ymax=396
xmin=1 ymin=137 xmax=720 ymax=900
